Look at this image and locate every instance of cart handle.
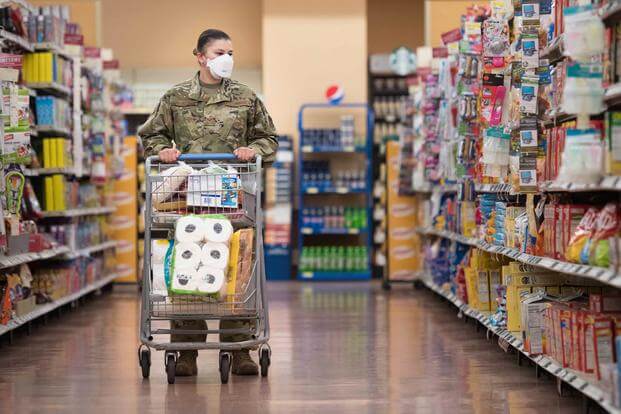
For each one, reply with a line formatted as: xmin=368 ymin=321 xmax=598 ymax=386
xmin=178 ymin=153 xmax=237 ymax=161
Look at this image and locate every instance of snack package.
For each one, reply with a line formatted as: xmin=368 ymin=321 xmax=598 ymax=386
xmin=565 ymin=207 xmax=600 ymax=263
xmin=588 ymin=204 xmax=620 ymax=268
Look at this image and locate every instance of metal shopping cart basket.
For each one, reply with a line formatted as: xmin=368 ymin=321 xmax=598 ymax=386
xmin=138 ymin=153 xmax=271 ymax=384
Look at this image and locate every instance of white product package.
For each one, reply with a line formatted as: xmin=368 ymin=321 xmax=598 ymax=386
xmin=152 ymin=264 xmax=168 ymax=293
xmin=175 ymin=216 xmax=208 ymax=243
xmin=195 ymin=266 xmax=225 ymax=294
xmin=187 ymin=163 xmax=240 ymax=208
xmin=204 ymin=217 xmax=234 ymax=243
xmin=174 ymin=242 xmax=202 ymax=270
xmin=151 ymin=162 xmax=194 ymax=205
xmin=201 ymin=242 xmax=230 ymax=269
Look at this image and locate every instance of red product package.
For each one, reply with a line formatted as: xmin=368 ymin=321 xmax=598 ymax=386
xmin=560 ymin=308 xmax=573 ymax=368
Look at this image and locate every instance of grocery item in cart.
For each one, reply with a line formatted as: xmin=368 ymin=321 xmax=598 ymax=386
xmin=227 ymin=228 xmax=254 ymax=303
xmin=152 ymin=163 xmax=194 ymax=211
xmin=187 ymin=163 xmax=240 ymax=208
xmin=168 ymin=214 xmax=233 ymax=297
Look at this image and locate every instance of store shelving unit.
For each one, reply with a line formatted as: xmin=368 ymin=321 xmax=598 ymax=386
xmin=265 ymin=135 xmax=294 ymax=280
xmin=60 ymin=240 xmax=118 ymax=260
xmin=368 ymin=60 xmax=411 ymax=278
xmin=0 ymin=272 xmax=118 ymax=339
xmin=297 ymin=102 xmax=374 ymax=281
xmin=423 ymin=277 xmax=621 ymax=414
xmin=40 ymin=206 xmax=116 ymax=218
xmin=0 ymin=246 xmax=71 ymax=270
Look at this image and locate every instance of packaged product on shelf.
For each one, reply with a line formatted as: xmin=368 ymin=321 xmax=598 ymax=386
xmin=556 ymin=128 xmax=604 ymax=185
xmin=561 ymin=62 xmax=605 ymax=115
xmin=187 ymin=163 xmax=240 ymax=208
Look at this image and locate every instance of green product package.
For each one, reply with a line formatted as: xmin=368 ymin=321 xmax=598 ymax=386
xmin=167 ymin=213 xmax=231 ymax=298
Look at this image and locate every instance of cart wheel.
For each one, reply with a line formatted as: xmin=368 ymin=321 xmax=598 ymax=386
xmin=165 ymin=353 xmax=176 ymax=384
xmin=413 ymin=280 xmax=424 ymax=290
xmin=219 ymin=352 xmax=231 ymax=384
xmin=260 ymin=348 xmax=270 ymax=377
xmin=139 ymin=347 xmax=151 ymax=379
xmin=381 ymin=280 xmax=391 ymax=291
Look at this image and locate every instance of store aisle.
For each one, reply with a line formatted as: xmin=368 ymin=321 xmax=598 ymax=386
xmin=0 ymin=283 xmax=586 ymax=414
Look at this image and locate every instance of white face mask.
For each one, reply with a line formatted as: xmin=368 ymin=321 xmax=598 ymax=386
xmin=205 ymin=54 xmax=234 ymax=79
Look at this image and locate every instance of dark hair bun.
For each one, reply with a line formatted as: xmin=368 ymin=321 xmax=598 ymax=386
xmin=196 ymin=29 xmax=231 ymax=54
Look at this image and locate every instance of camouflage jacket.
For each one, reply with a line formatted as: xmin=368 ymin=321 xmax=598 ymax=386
xmin=139 ymin=73 xmax=278 ymax=163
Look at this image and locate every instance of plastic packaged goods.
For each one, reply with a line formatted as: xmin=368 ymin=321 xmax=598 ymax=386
xmin=563 ymin=5 xmax=605 ymax=61
xmin=556 ymin=129 xmax=604 ymax=185
xmin=561 ymin=62 xmax=605 ymax=115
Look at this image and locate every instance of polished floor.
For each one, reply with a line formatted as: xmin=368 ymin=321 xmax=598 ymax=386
xmin=0 ymin=282 xmax=589 ymax=414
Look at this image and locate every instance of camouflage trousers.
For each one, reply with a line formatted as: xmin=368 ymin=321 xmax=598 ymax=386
xmin=171 ymin=319 xmax=255 ymax=356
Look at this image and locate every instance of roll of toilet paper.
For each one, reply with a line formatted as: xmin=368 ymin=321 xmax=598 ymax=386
xmin=174 ymin=242 xmax=202 ymax=270
xmin=171 ymin=267 xmax=197 ymax=292
xmin=151 ymin=239 xmax=171 ymax=264
xmin=175 ymin=216 xmax=208 ymax=243
xmin=204 ymin=218 xmax=233 ymax=243
xmin=201 ymin=242 xmax=230 ymax=269
xmin=195 ymin=266 xmax=225 ymax=294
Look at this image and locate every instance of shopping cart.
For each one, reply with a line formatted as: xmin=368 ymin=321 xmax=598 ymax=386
xmin=137 ymin=153 xmax=271 ymax=384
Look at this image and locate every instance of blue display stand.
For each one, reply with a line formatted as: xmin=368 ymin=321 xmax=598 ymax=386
xmin=297 ymin=103 xmax=374 ymax=281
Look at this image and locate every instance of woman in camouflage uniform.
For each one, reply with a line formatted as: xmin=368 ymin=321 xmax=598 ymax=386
xmin=139 ymin=29 xmax=278 ymax=377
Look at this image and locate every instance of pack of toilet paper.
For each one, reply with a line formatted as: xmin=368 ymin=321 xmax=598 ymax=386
xmin=169 ymin=214 xmax=234 ymax=297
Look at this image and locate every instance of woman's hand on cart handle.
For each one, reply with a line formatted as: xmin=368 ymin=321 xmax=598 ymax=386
xmin=158 ymin=147 xmax=181 ymax=163
xmin=234 ymin=147 xmax=257 ymax=162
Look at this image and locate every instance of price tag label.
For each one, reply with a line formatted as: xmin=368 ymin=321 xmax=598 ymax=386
xmin=301 ymin=272 xmax=314 ymax=279
xmin=336 ymin=187 xmax=349 ymax=194
xmin=343 ymin=145 xmax=355 ymax=152
xmin=348 ymin=229 xmax=359 ymax=234
xmin=306 ymin=187 xmax=318 ymax=194
xmin=301 ymin=228 xmax=313 ymax=235
xmin=302 ymin=145 xmax=313 ymax=153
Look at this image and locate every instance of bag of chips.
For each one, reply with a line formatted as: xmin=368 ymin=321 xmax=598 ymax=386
xmin=565 ymin=207 xmax=599 ymax=263
xmin=588 ymin=204 xmax=620 ymax=267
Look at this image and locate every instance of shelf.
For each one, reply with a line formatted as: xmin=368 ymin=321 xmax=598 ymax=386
xmin=0 ymin=245 xmax=71 ymax=270
xmin=0 ymin=272 xmax=117 ymax=338
xmin=422 ymin=277 xmax=620 ymax=414
xmin=301 ymin=227 xmax=366 ymax=235
xmin=413 ymin=183 xmax=460 ymax=194
xmin=26 ymin=82 xmax=71 ymax=97
xmin=41 ymin=206 xmax=116 ymax=218
xmin=59 ymin=240 xmax=117 ymax=260
xmin=33 ymin=43 xmax=73 ymax=60
xmin=602 ymin=2 xmax=621 ymax=26
xmin=540 ymin=176 xmax=621 ymax=192
xmin=23 ymin=167 xmax=78 ymax=177
xmin=35 ymin=125 xmax=72 ymax=136
xmin=297 ymin=271 xmax=371 ymax=281
xmin=542 ymin=111 xmax=576 ymax=128
xmin=0 ymin=29 xmax=33 ymax=52
xmin=474 ymin=183 xmax=514 ymax=194
xmin=417 ymin=227 xmax=621 ymax=288
xmin=301 ymin=145 xmax=365 ymax=153
xmin=302 ymin=187 xmax=366 ymax=195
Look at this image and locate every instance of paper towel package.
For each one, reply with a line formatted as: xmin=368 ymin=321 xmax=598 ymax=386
xmin=152 ymin=239 xmax=171 ymax=264
xmin=152 ymin=163 xmax=194 ymax=209
xmin=152 ymin=264 xmax=168 ymax=294
xmin=227 ymin=228 xmax=254 ymax=301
